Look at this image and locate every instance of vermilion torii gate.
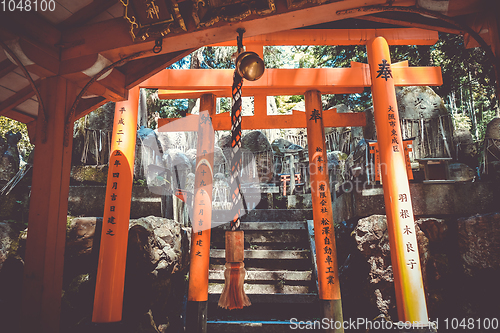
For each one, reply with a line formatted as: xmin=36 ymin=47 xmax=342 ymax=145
xmin=91 ymin=28 xmax=442 ymax=333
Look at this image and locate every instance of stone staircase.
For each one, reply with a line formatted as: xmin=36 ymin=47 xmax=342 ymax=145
xmin=206 ymin=211 xmax=320 ymax=332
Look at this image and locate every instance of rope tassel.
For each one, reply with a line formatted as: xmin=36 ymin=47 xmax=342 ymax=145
xmin=218 ymin=231 xmax=250 ymax=310
xmin=218 ymin=71 xmax=251 ymax=310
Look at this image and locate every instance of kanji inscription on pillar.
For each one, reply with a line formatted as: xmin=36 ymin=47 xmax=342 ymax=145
xmin=305 ymin=90 xmax=341 ymax=301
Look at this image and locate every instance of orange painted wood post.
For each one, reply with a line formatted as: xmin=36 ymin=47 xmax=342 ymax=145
xmin=186 ymin=94 xmax=216 ymax=333
xmin=20 ymin=77 xmax=77 ymax=333
xmin=92 ymin=86 xmax=140 ymax=323
xmin=367 ymin=37 xmax=429 ymax=324
xmin=305 ymin=90 xmax=343 ymax=332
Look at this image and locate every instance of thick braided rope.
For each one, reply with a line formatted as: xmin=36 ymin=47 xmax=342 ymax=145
xmin=230 ymin=71 xmax=243 ymax=231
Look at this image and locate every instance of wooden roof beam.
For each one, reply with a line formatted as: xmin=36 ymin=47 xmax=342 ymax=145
xmin=74 ymin=96 xmax=108 ymax=120
xmin=60 ymin=0 xmax=417 ymax=61
xmin=356 ymin=14 xmax=464 ymax=35
xmin=1 ymin=37 xmax=59 ymax=78
xmin=73 ymin=70 xmax=127 ymax=102
xmin=211 ymin=28 xmax=439 ymax=47
xmin=123 ymin=49 xmax=195 ymax=89
xmin=0 ymin=59 xmax=17 ymax=79
xmin=1 ymin=109 xmax=36 ymax=123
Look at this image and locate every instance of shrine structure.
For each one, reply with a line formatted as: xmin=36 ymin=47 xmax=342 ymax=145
xmin=89 ymin=29 xmax=441 ymax=332
xmin=0 ymin=1 xmax=498 ymax=333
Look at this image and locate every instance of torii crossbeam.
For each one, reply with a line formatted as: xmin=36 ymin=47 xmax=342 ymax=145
xmin=143 ymin=59 xmax=441 ymax=131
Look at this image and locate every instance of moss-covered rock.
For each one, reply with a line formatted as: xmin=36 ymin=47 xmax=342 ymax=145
xmin=70 ymin=165 xmax=109 ymax=184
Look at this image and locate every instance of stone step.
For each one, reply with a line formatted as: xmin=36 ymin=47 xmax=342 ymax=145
xmin=210 ymin=249 xmax=309 ymax=260
xmin=212 ymin=221 xmax=307 ymax=231
xmin=209 ymin=270 xmax=312 ymax=282
xmin=207 ymin=320 xmax=305 ymax=333
xmin=211 ymin=231 xmax=307 ymax=248
xmin=208 ymin=283 xmax=312 ymax=295
xmin=208 ymin=293 xmax=318 ymax=304
xmin=212 ymin=209 xmax=312 ymax=223
xmin=209 ymin=260 xmax=311 ymax=271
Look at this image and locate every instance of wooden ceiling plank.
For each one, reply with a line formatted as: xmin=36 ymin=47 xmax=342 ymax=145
xmin=0 ymin=11 xmax=60 ymax=56
xmin=58 ymin=0 xmax=119 ymax=29
xmin=356 ymin=14 xmax=464 ymax=35
xmin=0 ymin=60 xmax=17 ymax=79
xmin=0 ymin=81 xmax=38 ymax=118
xmin=123 ymin=49 xmax=195 ymax=89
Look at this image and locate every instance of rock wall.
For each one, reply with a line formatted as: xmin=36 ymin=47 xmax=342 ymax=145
xmin=338 ymin=212 xmax=500 ymax=322
xmin=61 ymin=216 xmax=190 ymax=332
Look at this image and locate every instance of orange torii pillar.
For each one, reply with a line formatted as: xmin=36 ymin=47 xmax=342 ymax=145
xmin=305 ymin=90 xmax=343 ymax=333
xmin=186 ymin=94 xmax=216 ymax=333
xmin=367 ymin=37 xmax=429 ymax=325
xmin=92 ymin=86 xmax=140 ymax=326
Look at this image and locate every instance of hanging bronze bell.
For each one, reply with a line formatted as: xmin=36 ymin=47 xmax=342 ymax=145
xmin=235 ymin=51 xmax=265 ymax=81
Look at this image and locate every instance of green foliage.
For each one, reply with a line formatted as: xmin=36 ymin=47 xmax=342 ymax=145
xmin=453 ymin=113 xmax=472 ymax=131
xmin=200 ymin=46 xmax=237 ymax=69
xmin=145 ymin=89 xmax=190 ymax=129
xmin=0 ymin=116 xmax=33 ymax=160
xmin=264 ymin=46 xmax=294 ymax=69
xmin=218 ymin=97 xmax=231 ymax=113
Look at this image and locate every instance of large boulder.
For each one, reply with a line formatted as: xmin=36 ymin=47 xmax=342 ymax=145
xmin=218 ymin=134 xmax=232 ymax=150
xmin=351 ymin=215 xmax=430 ymax=319
xmin=156 ymin=131 xmax=197 ymax=153
xmin=0 ymin=222 xmax=16 ymax=270
xmin=454 ymin=127 xmax=477 ymax=168
xmin=448 ymin=162 xmax=475 ymax=182
xmin=0 ymin=256 xmax=23 ymax=332
xmin=124 ymin=216 xmax=190 ymax=332
xmin=396 ymin=86 xmax=454 ymax=159
xmin=185 ymin=146 xmax=227 ymax=175
xmin=0 ymin=136 xmax=7 ymax=160
xmin=62 ymin=216 xmax=190 ymax=332
xmin=483 ymin=118 xmax=500 ymax=178
xmin=456 ymin=212 xmax=500 ymax=318
xmin=271 ymin=138 xmax=303 ymax=155
xmin=485 ymin=117 xmax=500 ymax=140
xmin=241 ymin=131 xmax=274 ymax=183
xmin=66 ymin=217 xmax=98 ymax=257
xmin=163 ymin=149 xmax=192 ymax=189
xmin=458 ymin=212 xmax=500 ymax=275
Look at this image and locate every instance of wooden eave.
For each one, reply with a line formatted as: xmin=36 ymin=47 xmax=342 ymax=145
xmin=0 ymin=0 xmax=496 ymax=124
